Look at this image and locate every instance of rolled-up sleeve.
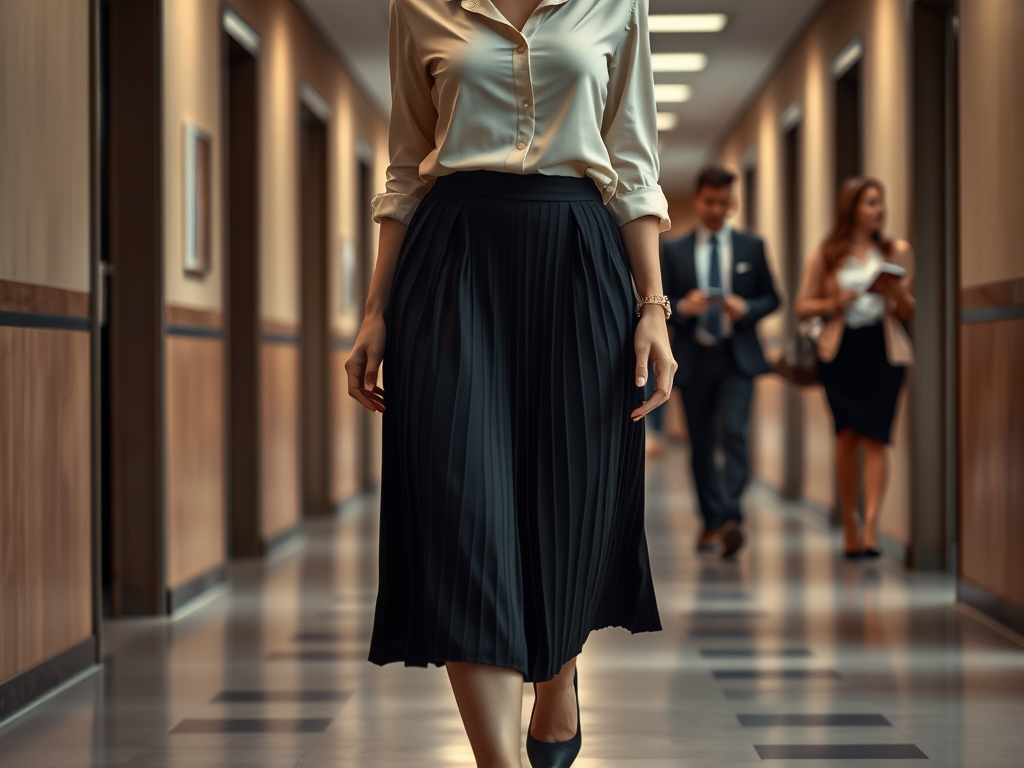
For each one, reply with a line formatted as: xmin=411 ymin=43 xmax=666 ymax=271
xmin=601 ymin=0 xmax=670 ymax=232
xmin=370 ymin=0 xmax=438 ymax=225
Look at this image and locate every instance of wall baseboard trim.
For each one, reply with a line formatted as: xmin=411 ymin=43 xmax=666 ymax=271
xmin=166 ymin=564 xmax=228 ymax=614
xmin=263 ymin=524 xmax=302 ymax=557
xmin=0 ymin=311 xmax=90 ymax=331
xmin=0 ymin=638 xmax=96 ymax=722
xmin=958 ymin=579 xmax=1024 ymax=639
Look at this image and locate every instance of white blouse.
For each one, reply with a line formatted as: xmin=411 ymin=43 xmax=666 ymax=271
xmin=836 ymin=248 xmax=887 ymax=328
xmin=371 ymin=0 xmax=671 ymax=232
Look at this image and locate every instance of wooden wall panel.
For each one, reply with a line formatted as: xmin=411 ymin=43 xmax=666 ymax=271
xmin=0 ymin=328 xmax=92 ymax=684
xmin=331 ymin=348 xmax=360 ymax=505
xmin=0 ymin=0 xmax=91 ymax=292
xmin=260 ymin=342 xmax=300 ymax=541
xmin=959 ymin=0 xmax=1024 ymax=288
xmin=960 ymin=318 xmax=1024 ymax=610
xmin=801 ymin=387 xmax=835 ymax=511
xmin=165 ymin=336 xmax=226 ymax=589
xmin=752 ymin=377 xmax=785 ymax=489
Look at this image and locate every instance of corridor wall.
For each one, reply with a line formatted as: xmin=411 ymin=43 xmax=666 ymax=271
xmin=0 ymin=0 xmax=97 ymax=717
xmin=956 ymin=0 xmax=1024 ymax=634
xmin=715 ymin=0 xmax=913 ymax=555
xmin=158 ymin=0 xmax=387 ymax=587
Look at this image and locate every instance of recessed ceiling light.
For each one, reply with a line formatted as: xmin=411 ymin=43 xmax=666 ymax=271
xmin=649 ymin=14 xmax=728 ymax=33
xmin=651 ymin=53 xmax=708 ymax=73
xmin=654 ymin=84 xmax=693 ymax=103
xmin=656 ymin=112 xmax=679 ymax=131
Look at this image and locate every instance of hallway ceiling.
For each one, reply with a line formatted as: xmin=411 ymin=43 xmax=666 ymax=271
xmin=296 ymin=0 xmax=826 ymax=193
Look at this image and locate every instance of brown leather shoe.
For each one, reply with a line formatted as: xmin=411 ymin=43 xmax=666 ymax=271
xmin=696 ymin=530 xmax=719 ymax=552
xmin=720 ymin=522 xmax=744 ymax=558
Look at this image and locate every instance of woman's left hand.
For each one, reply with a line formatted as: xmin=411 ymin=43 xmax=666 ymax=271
xmin=631 ymin=307 xmax=678 ymax=421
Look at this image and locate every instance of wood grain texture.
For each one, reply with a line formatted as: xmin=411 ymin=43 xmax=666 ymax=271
xmin=0 ymin=328 xmax=92 ymax=685
xmin=801 ymin=387 xmax=835 ymax=511
xmin=961 ymin=277 xmax=1024 ymax=312
xmin=165 ymin=336 xmax=226 ymax=589
xmin=331 ymin=348 xmax=360 ymax=504
xmin=752 ymin=376 xmax=785 ymax=490
xmin=0 ymin=0 xmax=91 ymax=292
xmin=166 ymin=304 xmax=223 ymax=329
xmin=0 ymin=280 xmax=90 ymax=318
xmin=260 ymin=343 xmax=300 ymax=541
xmin=959 ymin=0 xmax=1024 ymax=288
xmin=960 ymin=318 xmax=1024 ymax=610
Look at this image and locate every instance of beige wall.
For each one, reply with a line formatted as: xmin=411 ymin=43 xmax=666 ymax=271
xmin=959 ymin=0 xmax=1024 ymax=288
xmin=0 ymin=0 xmax=91 ymax=292
xmin=715 ymin=0 xmax=912 ymax=545
xmin=164 ymin=0 xmax=225 ymax=311
xmin=226 ymin=0 xmax=388 ymax=329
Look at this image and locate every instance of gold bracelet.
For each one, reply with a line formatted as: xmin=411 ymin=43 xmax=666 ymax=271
xmin=635 ymin=295 xmax=672 ymax=320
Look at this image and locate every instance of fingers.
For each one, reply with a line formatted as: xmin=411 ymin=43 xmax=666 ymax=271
xmin=363 ymin=349 xmax=383 ymax=392
xmin=635 ymin=343 xmax=650 ymax=387
xmin=631 ymin=354 xmax=677 ymax=422
xmin=345 ymin=350 xmax=386 ymax=413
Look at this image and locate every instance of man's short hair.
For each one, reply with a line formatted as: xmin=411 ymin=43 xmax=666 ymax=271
xmin=695 ymin=166 xmax=737 ymax=193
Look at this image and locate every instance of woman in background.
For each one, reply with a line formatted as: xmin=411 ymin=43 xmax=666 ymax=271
xmin=795 ymin=178 xmax=915 ymax=558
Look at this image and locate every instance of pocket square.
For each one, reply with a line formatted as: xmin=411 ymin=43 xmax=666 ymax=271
xmin=736 ymin=262 xmax=753 ymax=274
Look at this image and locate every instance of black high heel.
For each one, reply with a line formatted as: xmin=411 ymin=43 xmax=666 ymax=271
xmin=526 ymin=668 xmax=581 ymax=768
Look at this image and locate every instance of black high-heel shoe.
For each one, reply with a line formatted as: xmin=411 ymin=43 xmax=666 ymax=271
xmin=526 ymin=668 xmax=581 ymax=768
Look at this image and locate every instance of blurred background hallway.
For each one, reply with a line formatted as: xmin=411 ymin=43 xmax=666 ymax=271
xmin=2 ymin=0 xmax=1023 ymax=763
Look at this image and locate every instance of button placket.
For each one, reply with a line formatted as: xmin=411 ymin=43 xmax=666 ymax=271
xmin=508 ymin=31 xmax=535 ymax=169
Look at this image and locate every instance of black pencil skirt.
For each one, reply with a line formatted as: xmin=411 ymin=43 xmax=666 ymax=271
xmin=369 ymin=170 xmax=662 ymax=683
xmin=818 ymin=323 xmax=906 ymax=445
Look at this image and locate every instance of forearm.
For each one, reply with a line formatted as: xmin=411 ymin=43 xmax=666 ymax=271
xmin=364 ymin=217 xmax=408 ymax=319
xmin=620 ymin=215 xmax=664 ymax=298
xmin=892 ymin=289 xmax=915 ymax=322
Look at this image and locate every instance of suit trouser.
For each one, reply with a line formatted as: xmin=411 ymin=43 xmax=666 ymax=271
xmin=679 ymin=341 xmax=754 ymax=531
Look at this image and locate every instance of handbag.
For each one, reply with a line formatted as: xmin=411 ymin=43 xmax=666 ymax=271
xmin=772 ymin=317 xmax=823 ymax=387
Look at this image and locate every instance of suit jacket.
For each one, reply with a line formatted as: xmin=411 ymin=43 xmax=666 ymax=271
xmin=661 ymin=228 xmax=781 ymax=387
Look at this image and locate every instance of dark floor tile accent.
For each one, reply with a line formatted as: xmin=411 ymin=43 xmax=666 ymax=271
xmin=713 ymin=670 xmax=841 ymax=680
xmin=266 ymin=650 xmax=363 ymax=661
xmin=170 ymin=718 xmax=332 ymax=734
xmin=212 ymin=691 xmax=352 ymax=703
xmin=294 ymin=632 xmax=348 ymax=642
xmin=688 ymin=629 xmax=755 ymax=638
xmin=754 ymin=743 xmax=927 ymax=759
xmin=739 ymin=714 xmax=892 ymax=727
xmin=700 ymin=648 xmax=811 ymax=658
xmin=691 ymin=610 xmax=766 ymax=620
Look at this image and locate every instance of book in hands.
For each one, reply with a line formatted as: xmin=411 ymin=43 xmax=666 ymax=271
xmin=866 ymin=262 xmax=907 ymax=294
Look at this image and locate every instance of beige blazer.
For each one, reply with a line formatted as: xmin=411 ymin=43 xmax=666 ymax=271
xmin=795 ymin=242 xmax=915 ymax=366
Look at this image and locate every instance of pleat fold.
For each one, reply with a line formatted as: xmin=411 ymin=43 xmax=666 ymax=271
xmin=370 ymin=171 xmax=661 ymax=683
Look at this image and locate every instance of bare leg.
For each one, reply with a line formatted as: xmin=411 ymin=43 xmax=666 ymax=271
xmin=835 ymin=429 xmax=861 ymax=552
xmin=446 ymin=662 xmax=524 ymax=768
xmin=530 ymin=657 xmax=578 ymax=743
xmin=860 ymin=438 xmax=888 ymax=551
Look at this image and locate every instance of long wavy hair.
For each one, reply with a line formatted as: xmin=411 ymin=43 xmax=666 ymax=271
xmin=821 ymin=177 xmax=893 ymax=272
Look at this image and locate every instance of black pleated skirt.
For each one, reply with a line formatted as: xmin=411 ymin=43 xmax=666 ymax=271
xmin=369 ymin=170 xmax=661 ymax=682
xmin=818 ymin=323 xmax=906 ymax=444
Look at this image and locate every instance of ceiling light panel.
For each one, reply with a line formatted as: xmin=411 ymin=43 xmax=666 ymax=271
xmin=656 ymin=112 xmax=679 ymax=131
xmin=649 ymin=14 xmax=728 ymax=33
xmin=654 ymin=84 xmax=693 ymax=103
xmin=651 ymin=53 xmax=709 ymax=73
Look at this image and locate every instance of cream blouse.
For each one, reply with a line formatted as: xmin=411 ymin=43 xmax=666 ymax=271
xmin=371 ymin=0 xmax=671 ymax=232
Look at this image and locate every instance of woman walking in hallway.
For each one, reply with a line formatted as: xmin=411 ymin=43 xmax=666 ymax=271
xmin=345 ymin=1 xmax=674 ymax=766
xmin=795 ymin=178 xmax=915 ymax=559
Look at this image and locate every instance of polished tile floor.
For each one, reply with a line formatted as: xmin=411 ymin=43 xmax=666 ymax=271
xmin=2 ymin=445 xmax=1024 ymax=766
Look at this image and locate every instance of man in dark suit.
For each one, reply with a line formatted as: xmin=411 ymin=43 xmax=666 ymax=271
xmin=661 ymin=167 xmax=780 ymax=557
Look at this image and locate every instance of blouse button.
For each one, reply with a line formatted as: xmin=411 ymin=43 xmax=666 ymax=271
xmin=516 ymin=140 xmax=527 ymax=150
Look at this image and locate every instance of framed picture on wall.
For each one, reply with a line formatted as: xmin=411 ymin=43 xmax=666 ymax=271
xmin=184 ymin=123 xmax=212 ymax=275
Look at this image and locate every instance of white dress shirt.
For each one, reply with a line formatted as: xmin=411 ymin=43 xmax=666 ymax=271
xmin=694 ymin=223 xmax=733 ymax=344
xmin=371 ymin=0 xmax=670 ymax=232
xmin=836 ymin=248 xmax=887 ymax=328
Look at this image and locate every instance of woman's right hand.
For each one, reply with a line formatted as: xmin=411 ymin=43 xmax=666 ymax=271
xmin=345 ymin=313 xmax=387 ymax=413
xmin=836 ymin=289 xmax=859 ymax=312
